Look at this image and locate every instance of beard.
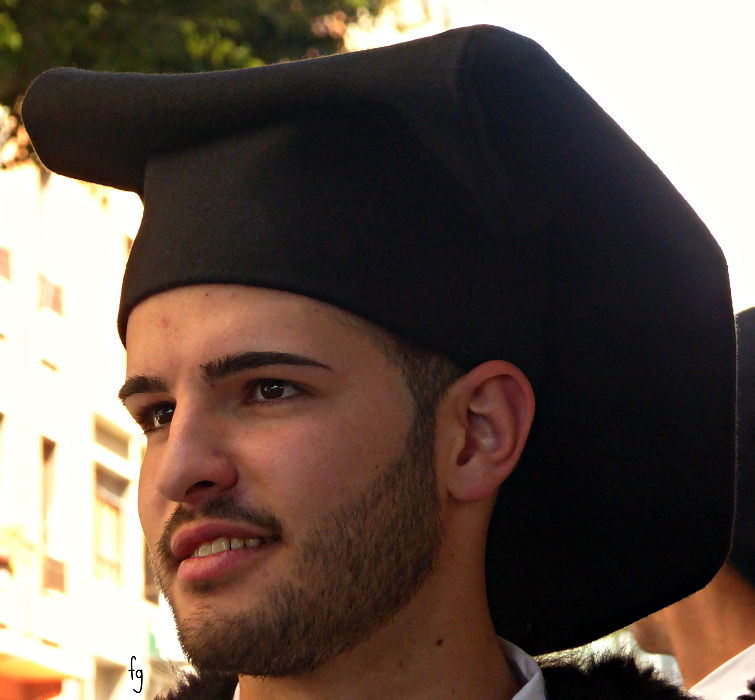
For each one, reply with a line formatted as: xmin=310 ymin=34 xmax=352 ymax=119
xmin=150 ymin=414 xmax=443 ymax=677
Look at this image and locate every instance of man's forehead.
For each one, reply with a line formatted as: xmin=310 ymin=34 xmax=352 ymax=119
xmin=124 ymin=283 xmax=394 ymax=371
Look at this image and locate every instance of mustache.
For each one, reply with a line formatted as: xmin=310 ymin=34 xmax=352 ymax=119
xmin=154 ymin=494 xmax=283 ymax=569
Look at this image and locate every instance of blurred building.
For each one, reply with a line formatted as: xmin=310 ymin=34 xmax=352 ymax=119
xmin=0 ymin=164 xmax=180 ymax=699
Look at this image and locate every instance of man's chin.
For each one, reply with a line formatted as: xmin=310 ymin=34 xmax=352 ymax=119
xmin=163 ymin=574 xmax=242 ymax=615
xmin=174 ymin=598 xmax=333 ymax=678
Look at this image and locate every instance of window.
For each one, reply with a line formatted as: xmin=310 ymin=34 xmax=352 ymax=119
xmin=42 ymin=556 xmax=65 ymax=593
xmin=38 ymin=273 xmax=63 ymax=315
xmin=41 ymin=437 xmax=66 ymax=592
xmin=41 ymin=437 xmax=56 ymax=550
xmin=0 ymin=251 xmax=9 ymax=339
xmin=94 ymin=416 xmax=130 ymax=459
xmin=95 ymin=660 xmax=125 ymax=700
xmin=94 ymin=465 xmax=128 ymax=583
xmin=0 ymin=247 xmax=10 ymax=280
xmin=0 ymin=413 xmax=4 ymax=487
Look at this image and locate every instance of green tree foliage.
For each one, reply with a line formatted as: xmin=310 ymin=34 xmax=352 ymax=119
xmin=0 ymin=0 xmax=386 ymax=164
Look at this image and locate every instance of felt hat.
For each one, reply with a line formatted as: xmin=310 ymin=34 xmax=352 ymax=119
xmin=731 ymin=307 xmax=755 ymax=586
xmin=22 ymin=24 xmax=736 ymax=653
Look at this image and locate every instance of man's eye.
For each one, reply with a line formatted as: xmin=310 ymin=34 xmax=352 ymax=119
xmin=247 ymin=379 xmax=299 ymax=402
xmin=136 ymin=403 xmax=175 ymax=433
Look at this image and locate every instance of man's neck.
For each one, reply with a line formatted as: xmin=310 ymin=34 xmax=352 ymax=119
xmin=237 ymin=588 xmax=520 ymax=699
xmin=667 ymin=565 xmax=755 ymax=687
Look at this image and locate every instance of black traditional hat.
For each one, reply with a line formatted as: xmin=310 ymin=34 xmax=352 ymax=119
xmin=731 ymin=307 xmax=755 ymax=586
xmin=22 ymin=25 xmax=735 ymax=654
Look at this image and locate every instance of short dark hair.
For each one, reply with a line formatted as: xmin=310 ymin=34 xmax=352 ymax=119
xmin=375 ymin=330 xmax=464 ymax=429
xmin=326 ymin=303 xmax=463 ymax=434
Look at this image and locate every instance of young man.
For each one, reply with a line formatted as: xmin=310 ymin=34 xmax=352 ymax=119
xmin=631 ymin=307 xmax=755 ymax=699
xmin=23 ymin=24 xmax=736 ymax=699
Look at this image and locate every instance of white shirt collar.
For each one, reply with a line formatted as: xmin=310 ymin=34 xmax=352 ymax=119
xmin=500 ymin=638 xmax=547 ymax=699
xmin=690 ymin=643 xmax=755 ymax=700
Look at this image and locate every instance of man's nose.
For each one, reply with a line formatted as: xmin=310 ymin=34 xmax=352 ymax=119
xmin=153 ymin=403 xmax=239 ymax=506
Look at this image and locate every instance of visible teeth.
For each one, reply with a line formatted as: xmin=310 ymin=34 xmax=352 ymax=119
xmin=191 ymin=535 xmax=267 ymax=558
xmin=211 ymin=537 xmax=229 ymax=554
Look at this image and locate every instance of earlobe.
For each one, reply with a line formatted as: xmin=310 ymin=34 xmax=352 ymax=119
xmin=447 ymin=362 xmax=534 ymax=503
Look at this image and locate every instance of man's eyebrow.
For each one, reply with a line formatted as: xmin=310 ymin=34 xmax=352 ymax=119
xmin=118 ymin=352 xmax=331 ymax=404
xmin=200 ymin=351 xmax=332 ymax=383
xmin=118 ymin=375 xmax=169 ymax=403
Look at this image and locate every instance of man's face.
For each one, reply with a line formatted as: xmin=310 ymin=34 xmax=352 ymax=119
xmin=123 ymin=284 xmax=443 ymax=675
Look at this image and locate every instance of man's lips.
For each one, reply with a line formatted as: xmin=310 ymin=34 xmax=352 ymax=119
xmin=171 ymin=520 xmax=279 ymax=562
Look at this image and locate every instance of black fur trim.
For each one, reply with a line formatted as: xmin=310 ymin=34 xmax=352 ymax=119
xmin=159 ymin=654 xmax=699 ymax=698
xmin=736 ymin=675 xmax=755 ymax=700
xmin=155 ymin=670 xmax=237 ymax=700
xmin=541 ymin=653 xmax=698 ymax=699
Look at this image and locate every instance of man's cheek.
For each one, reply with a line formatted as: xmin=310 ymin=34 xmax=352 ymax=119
xmin=137 ymin=485 xmax=163 ymax=550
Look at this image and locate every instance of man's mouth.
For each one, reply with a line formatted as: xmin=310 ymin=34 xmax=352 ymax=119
xmin=171 ymin=518 xmax=280 ymax=561
xmin=189 ymin=536 xmax=274 ymax=558
xmin=168 ymin=519 xmax=281 ymax=584
xmin=176 ymin=534 xmax=279 ymax=584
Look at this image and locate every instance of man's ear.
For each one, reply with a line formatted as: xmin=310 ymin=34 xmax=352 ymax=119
xmin=443 ymin=360 xmax=535 ymax=503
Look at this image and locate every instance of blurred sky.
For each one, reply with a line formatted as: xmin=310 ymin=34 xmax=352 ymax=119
xmin=352 ymin=0 xmax=755 ymax=312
